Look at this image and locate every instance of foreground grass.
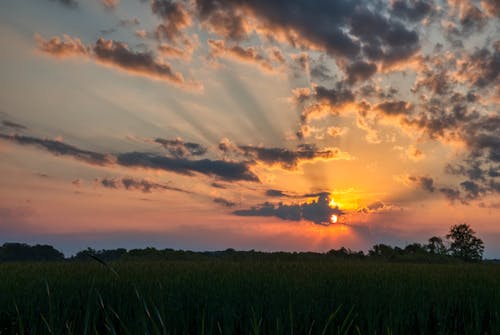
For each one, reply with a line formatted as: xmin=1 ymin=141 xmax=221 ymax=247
xmin=0 ymin=260 xmax=499 ymax=334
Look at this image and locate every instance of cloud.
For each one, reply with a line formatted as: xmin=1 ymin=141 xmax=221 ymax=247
xmin=375 ymin=100 xmax=413 ymax=116
xmin=92 ymin=38 xmax=186 ymax=85
xmin=36 ymin=34 xmax=199 ymax=88
xmin=265 ymin=189 xmax=330 ymax=198
xmin=358 ymin=201 xmax=389 ymax=213
xmin=345 ymin=61 xmax=377 ymax=84
xmin=310 ymin=62 xmax=334 ymax=82
xmin=236 ymin=143 xmax=352 ymax=169
xmin=35 ymin=34 xmax=88 ymax=57
xmin=213 ymin=197 xmax=236 ymax=207
xmin=326 ymin=126 xmax=347 ymax=138
xmin=458 ymin=48 xmax=499 ymax=89
xmin=408 ymin=175 xmax=435 ymax=193
xmin=99 ymin=177 xmax=189 ymax=193
xmin=391 ymin=0 xmax=433 ymax=21
xmin=50 ymin=0 xmax=78 ymax=8
xmin=119 ymin=18 xmax=140 ymax=27
xmin=439 ymin=187 xmax=463 ymax=203
xmin=1 ymin=120 xmax=27 ymax=131
xmin=152 ymin=0 xmax=192 ymax=42
xmin=155 ymin=138 xmax=207 ymax=157
xmin=194 ymin=0 xmax=422 ymax=78
xmin=208 ymin=39 xmax=274 ymax=71
xmin=101 ymin=0 xmax=119 ymax=9
xmin=0 ymin=134 xmax=112 ymax=166
xmin=233 ymin=193 xmax=342 ymax=225
xmin=481 ymin=0 xmax=500 ymax=17
xmin=0 ymin=133 xmax=258 ymax=183
xmin=195 ymin=0 xmax=250 ymax=40
xmin=116 ymin=152 xmax=259 ymax=182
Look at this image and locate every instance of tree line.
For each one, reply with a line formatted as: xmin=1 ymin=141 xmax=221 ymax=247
xmin=0 ymin=224 xmax=486 ymax=263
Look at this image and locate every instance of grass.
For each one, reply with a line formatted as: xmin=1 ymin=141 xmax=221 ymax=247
xmin=0 ymin=259 xmax=499 ymax=334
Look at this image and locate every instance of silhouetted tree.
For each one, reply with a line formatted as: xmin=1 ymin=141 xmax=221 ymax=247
xmin=0 ymin=243 xmax=64 ymax=261
xmin=426 ymin=236 xmax=447 ymax=255
xmin=368 ymin=244 xmax=394 ymax=258
xmin=446 ymin=224 xmax=484 ymax=261
xmin=404 ymin=243 xmax=427 ymax=255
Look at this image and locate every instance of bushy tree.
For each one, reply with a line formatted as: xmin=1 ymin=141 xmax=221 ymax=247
xmin=446 ymin=224 xmax=484 ymax=261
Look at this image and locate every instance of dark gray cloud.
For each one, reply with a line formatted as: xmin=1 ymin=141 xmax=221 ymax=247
xmin=298 ymin=83 xmax=355 ymax=123
xmin=155 ymin=138 xmax=207 ymax=157
xmin=350 ymin=7 xmax=420 ymax=66
xmin=100 ymin=177 xmax=190 ymax=193
xmin=0 ymin=133 xmax=258 ymax=183
xmin=2 ymin=120 xmax=27 ymax=131
xmin=439 ymin=187 xmax=463 ymax=204
xmin=358 ymin=201 xmax=387 ymax=213
xmin=345 ymin=61 xmax=377 ymax=84
xmin=117 ymin=152 xmax=258 ymax=182
xmin=409 ymin=175 xmax=435 ymax=193
xmin=459 ymin=48 xmax=500 ymax=89
xmin=0 ymin=134 xmax=112 ymax=166
xmin=50 ymin=0 xmax=78 ymax=8
xmin=310 ymin=63 xmax=334 ymax=82
xmin=391 ymin=0 xmax=433 ymax=22
xmin=265 ymin=189 xmax=329 ymax=198
xmin=375 ymin=100 xmax=413 ymax=116
xmin=314 ymin=84 xmax=355 ymax=106
xmin=194 ymin=0 xmax=422 ymax=80
xmin=213 ymin=197 xmax=236 ymax=207
xmin=36 ymin=35 xmax=191 ymax=87
xmin=233 ymin=193 xmax=342 ymax=225
xmin=237 ymin=143 xmax=347 ymax=169
xmin=152 ymin=0 xmax=191 ymax=41
xmin=92 ymin=38 xmax=184 ymax=84
xmin=208 ymin=39 xmax=274 ymax=71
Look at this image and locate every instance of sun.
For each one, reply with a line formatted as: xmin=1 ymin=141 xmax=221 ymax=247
xmin=330 ymin=214 xmax=338 ymax=224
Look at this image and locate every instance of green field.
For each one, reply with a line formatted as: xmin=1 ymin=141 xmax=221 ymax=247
xmin=1 ymin=260 xmax=499 ymax=334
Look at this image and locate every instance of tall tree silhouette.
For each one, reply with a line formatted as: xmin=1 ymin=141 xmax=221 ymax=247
xmin=446 ymin=224 xmax=484 ymax=261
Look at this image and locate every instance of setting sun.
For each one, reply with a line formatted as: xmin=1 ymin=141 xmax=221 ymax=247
xmin=330 ymin=214 xmax=338 ymax=224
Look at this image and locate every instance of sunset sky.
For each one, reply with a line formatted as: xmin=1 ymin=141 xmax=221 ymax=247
xmin=0 ymin=0 xmax=499 ymax=256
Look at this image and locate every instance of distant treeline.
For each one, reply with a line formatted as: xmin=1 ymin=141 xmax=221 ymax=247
xmin=0 ymin=225 xmax=490 ymax=263
xmin=0 ymin=223 xmax=487 ymax=263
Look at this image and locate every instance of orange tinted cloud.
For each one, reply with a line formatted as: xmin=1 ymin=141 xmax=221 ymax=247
xmin=35 ymin=34 xmax=88 ymax=58
xmin=35 ymin=34 xmax=201 ymax=89
xmin=208 ymin=39 xmax=274 ymax=72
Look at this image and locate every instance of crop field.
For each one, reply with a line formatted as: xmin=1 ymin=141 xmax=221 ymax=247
xmin=0 ymin=260 xmax=499 ymax=334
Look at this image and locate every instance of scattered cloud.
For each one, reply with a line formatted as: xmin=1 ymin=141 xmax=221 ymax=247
xmin=0 ymin=133 xmax=258 ymax=182
xmin=408 ymin=175 xmax=435 ymax=193
xmin=1 ymin=120 xmax=27 ymax=131
xmin=213 ymin=197 xmax=236 ymax=207
xmin=208 ymin=39 xmax=274 ymax=72
xmin=236 ymin=143 xmax=353 ymax=169
xmin=99 ymin=177 xmax=190 ymax=193
xmin=36 ymin=34 xmax=200 ymax=89
xmin=101 ymin=0 xmax=119 ymax=9
xmin=234 ymin=193 xmax=342 ymax=225
xmin=155 ymin=138 xmax=207 ymax=157
xmin=0 ymin=133 xmax=112 ymax=166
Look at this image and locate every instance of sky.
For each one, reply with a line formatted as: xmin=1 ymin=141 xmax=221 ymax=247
xmin=0 ymin=0 xmax=499 ymax=257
